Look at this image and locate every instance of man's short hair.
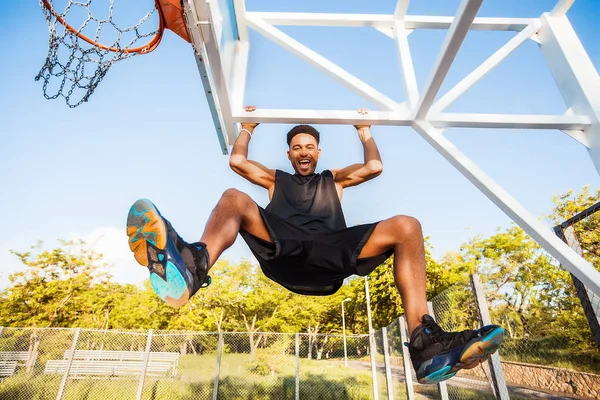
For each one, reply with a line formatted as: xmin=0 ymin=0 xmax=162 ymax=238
xmin=286 ymin=125 xmax=320 ymax=146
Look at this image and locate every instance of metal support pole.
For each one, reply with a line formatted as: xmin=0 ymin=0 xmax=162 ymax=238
xmin=56 ymin=328 xmax=81 ymax=400
xmin=27 ymin=328 xmax=39 ymax=373
xmin=295 ymin=333 xmax=300 ymax=400
xmin=555 ymin=224 xmax=600 ymax=349
xmin=382 ymin=327 xmax=394 ymax=400
xmin=365 ymin=276 xmax=379 ymax=400
xmin=538 ymin=13 xmax=600 ymax=177
xmin=470 ymin=274 xmax=510 ymax=400
xmin=342 ymin=298 xmax=350 ymax=367
xmin=427 ymin=303 xmax=449 ymax=400
xmin=398 ymin=317 xmax=415 ymax=400
xmin=136 ymin=329 xmax=154 ymax=400
xmin=213 ymin=332 xmax=224 ymax=400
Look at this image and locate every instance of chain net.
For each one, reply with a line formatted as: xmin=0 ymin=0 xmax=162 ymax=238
xmin=35 ymin=0 xmax=163 ymax=107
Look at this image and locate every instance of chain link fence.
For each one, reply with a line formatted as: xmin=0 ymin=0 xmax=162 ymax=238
xmin=1 ymin=274 xmax=599 ymax=399
xmin=381 ymin=274 xmax=600 ymax=400
xmin=425 ymin=282 xmax=498 ymax=400
xmin=0 ymin=328 xmax=375 ymax=400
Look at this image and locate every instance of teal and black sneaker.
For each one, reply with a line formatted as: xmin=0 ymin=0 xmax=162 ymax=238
xmin=126 ymin=198 xmax=211 ymax=306
xmin=409 ymin=314 xmax=504 ymax=384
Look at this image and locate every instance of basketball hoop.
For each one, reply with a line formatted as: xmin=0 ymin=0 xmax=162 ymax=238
xmin=35 ymin=0 xmax=190 ymax=107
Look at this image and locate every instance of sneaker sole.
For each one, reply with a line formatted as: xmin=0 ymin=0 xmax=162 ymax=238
xmin=418 ymin=326 xmax=505 ymax=384
xmin=421 ymin=366 xmax=457 ymax=384
xmin=456 ymin=326 xmax=504 ymax=370
xmin=126 ymin=199 xmax=191 ymax=307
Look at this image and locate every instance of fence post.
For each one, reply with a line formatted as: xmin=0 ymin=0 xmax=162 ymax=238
xmin=428 ymin=302 xmax=449 ymax=400
xmin=471 ymin=273 xmax=510 ymax=400
xmin=27 ymin=328 xmax=39 ymax=373
xmin=136 ymin=329 xmax=154 ymax=400
xmin=56 ymin=327 xmax=81 ymax=400
xmin=365 ymin=277 xmax=379 ymax=400
xmin=398 ymin=317 xmax=415 ymax=400
xmin=213 ymin=332 xmax=224 ymax=400
xmin=382 ymin=327 xmax=394 ymax=400
xmin=0 ymin=327 xmax=3 ymax=337
xmin=554 ymin=224 xmax=600 ymax=349
xmin=295 ymin=333 xmax=300 ymax=400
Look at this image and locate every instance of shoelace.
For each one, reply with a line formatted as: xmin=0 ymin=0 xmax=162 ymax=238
xmin=422 ymin=321 xmax=468 ymax=345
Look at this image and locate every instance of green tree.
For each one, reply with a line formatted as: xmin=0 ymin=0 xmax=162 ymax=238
xmin=104 ymin=281 xmax=174 ymax=330
xmin=460 ymin=227 xmax=567 ymax=337
xmin=548 ymin=185 xmax=600 ymax=268
xmin=0 ymin=240 xmax=110 ymax=327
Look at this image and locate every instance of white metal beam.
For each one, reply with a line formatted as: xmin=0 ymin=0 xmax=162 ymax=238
xmin=561 ymin=129 xmax=591 ymax=147
xmin=431 ymin=113 xmax=591 ymax=130
xmin=394 ymin=0 xmax=419 ymax=108
xmin=230 ymin=42 xmax=249 ymax=111
xmin=375 ymin=27 xmax=395 ymax=39
xmin=538 ymin=13 xmax=600 ymax=174
xmin=229 ymin=109 xmax=590 ymax=130
xmin=394 ymin=0 xmax=410 ymax=19
xmin=412 ymin=121 xmax=600 ymax=296
xmin=431 ymin=21 xmax=541 ymax=114
xmin=247 ymin=12 xmax=534 ymax=31
xmin=230 ymin=0 xmax=249 ymax=110
xmin=233 ymin=0 xmax=248 ymax=41
xmin=247 ymin=12 xmax=392 ymax=28
xmin=395 ymin=26 xmax=418 ymax=107
xmin=246 ymin=15 xmax=403 ymax=111
xmin=561 ymin=108 xmax=591 ymax=147
xmin=413 ymin=0 xmax=484 ymax=120
xmin=405 ymin=16 xmax=534 ymax=31
xmin=231 ymin=108 xmax=411 ymax=125
xmin=551 ymin=0 xmax=576 ymax=16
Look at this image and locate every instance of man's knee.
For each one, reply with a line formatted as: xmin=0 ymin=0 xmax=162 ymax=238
xmin=219 ymin=188 xmax=252 ymax=212
xmin=390 ymin=215 xmax=422 ymax=239
xmin=221 ymin=188 xmax=244 ymax=200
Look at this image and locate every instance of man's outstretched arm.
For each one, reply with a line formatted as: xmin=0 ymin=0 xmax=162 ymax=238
xmin=229 ymin=106 xmax=276 ymax=190
xmin=331 ymin=108 xmax=383 ymax=188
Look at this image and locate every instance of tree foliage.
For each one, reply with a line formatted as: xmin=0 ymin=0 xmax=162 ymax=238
xmin=548 ymin=185 xmax=600 ymax=268
xmin=0 ymin=240 xmax=110 ymax=328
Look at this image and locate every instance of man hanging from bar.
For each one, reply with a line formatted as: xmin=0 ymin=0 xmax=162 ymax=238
xmin=126 ymin=106 xmax=504 ymax=384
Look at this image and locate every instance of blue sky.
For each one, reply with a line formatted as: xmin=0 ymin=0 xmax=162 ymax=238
xmin=1 ymin=0 xmax=599 ymax=288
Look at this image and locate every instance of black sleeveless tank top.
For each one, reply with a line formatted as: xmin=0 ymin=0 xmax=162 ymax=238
xmin=265 ymin=170 xmax=347 ymax=233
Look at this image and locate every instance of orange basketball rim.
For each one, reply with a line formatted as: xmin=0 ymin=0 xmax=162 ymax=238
xmin=39 ymin=0 xmax=191 ymax=54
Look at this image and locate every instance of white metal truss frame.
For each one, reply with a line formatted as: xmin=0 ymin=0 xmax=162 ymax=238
xmin=184 ymin=0 xmax=600 ymax=295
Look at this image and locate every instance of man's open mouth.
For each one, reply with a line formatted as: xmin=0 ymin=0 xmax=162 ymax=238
xmin=299 ymin=159 xmax=311 ymax=170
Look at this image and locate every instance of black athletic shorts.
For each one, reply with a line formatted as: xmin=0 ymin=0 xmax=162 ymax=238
xmin=239 ymin=205 xmax=394 ymax=296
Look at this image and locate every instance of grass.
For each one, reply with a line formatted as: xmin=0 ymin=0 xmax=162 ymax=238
xmin=0 ymin=353 xmax=408 ymax=400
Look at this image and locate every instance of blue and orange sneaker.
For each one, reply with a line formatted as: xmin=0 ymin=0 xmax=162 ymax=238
xmin=126 ymin=198 xmax=211 ymax=306
xmin=409 ymin=314 xmax=504 ymax=384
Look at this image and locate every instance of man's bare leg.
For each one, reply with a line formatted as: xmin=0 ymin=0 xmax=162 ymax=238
xmin=359 ymin=215 xmax=505 ymax=384
xmin=200 ymin=188 xmax=273 ymax=266
xmin=358 ymin=215 xmax=430 ymax=334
